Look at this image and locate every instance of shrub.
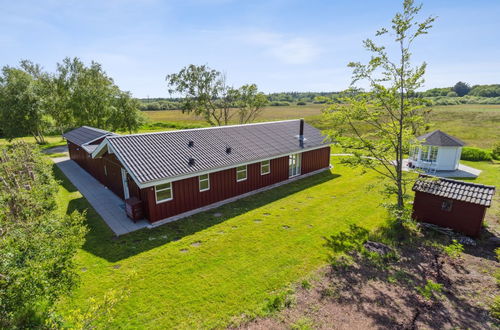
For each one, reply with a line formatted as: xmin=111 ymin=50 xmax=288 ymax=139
xmin=296 ymin=101 xmax=307 ymax=106
xmin=461 ymin=147 xmax=493 ymax=161
xmin=492 ymin=142 xmax=500 ymax=160
xmin=446 ymin=91 xmax=458 ymax=97
xmin=270 ymin=101 xmax=290 ymax=106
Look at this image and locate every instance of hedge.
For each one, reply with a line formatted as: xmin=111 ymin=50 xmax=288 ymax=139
xmin=460 ymin=147 xmax=493 ymax=161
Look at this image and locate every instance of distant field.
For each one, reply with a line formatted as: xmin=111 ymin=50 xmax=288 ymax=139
xmin=143 ymin=104 xmax=325 ymax=124
xmin=428 ymin=104 xmax=500 ymax=148
xmin=144 ymin=103 xmax=500 ymax=148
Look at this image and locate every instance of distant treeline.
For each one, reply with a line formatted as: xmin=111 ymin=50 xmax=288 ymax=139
xmin=140 ymin=83 xmax=500 ymax=110
xmin=139 ymin=92 xmax=341 ymax=110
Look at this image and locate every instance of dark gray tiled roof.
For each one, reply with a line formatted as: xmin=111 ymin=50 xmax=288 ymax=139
xmin=413 ymin=175 xmax=495 ymax=207
xmin=63 ymin=126 xmax=113 ymax=147
xmin=417 ymin=130 xmax=465 ymax=147
xmin=107 ymin=120 xmax=329 ymax=184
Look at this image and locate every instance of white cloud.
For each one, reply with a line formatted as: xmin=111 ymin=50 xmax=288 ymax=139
xmin=244 ymin=32 xmax=321 ymax=65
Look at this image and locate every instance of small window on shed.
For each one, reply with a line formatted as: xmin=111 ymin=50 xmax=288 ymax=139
xmin=155 ymin=182 xmax=173 ymax=203
xmin=441 ymin=199 xmax=453 ymax=212
xmin=236 ymin=165 xmax=247 ymax=182
xmin=104 ymin=164 xmax=108 ymax=176
xmin=261 ymin=160 xmax=270 ymax=175
xmin=199 ymin=174 xmax=210 ymax=192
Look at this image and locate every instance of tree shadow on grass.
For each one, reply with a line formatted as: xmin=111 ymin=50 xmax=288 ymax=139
xmin=321 ymin=224 xmax=496 ymax=329
xmin=57 ymin=167 xmax=339 ymax=262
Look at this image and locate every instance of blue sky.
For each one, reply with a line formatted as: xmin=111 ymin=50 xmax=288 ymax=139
xmin=2 ymin=0 xmax=499 ymax=98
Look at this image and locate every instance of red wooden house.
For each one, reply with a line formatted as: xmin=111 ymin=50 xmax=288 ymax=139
xmin=63 ymin=119 xmax=331 ymax=224
xmin=412 ymin=175 xmax=496 ymax=237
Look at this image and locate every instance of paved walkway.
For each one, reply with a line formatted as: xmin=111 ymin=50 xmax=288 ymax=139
xmin=53 ymin=157 xmax=149 ymax=236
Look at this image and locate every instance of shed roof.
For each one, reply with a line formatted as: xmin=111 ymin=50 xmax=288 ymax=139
xmin=412 ymin=175 xmax=495 ymax=207
xmin=63 ymin=126 xmax=114 ymax=147
xmin=417 ymin=130 xmax=465 ymax=147
xmin=96 ymin=120 xmax=329 ymax=185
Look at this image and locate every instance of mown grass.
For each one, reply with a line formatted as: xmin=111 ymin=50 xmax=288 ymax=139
xmin=55 ymin=157 xmax=390 ymax=328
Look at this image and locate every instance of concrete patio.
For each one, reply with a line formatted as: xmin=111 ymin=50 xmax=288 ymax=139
xmin=53 ymin=157 xmax=149 ymax=236
xmin=400 ymin=159 xmax=481 ymax=178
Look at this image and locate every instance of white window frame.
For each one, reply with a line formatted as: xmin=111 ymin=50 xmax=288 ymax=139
xmin=421 ymin=146 xmax=438 ymax=162
xmin=289 ymin=153 xmax=301 ymax=178
xmin=261 ymin=160 xmax=270 ymax=175
xmin=155 ymin=182 xmax=173 ymax=203
xmin=236 ymin=165 xmax=247 ymax=182
xmin=199 ymin=174 xmax=210 ymax=192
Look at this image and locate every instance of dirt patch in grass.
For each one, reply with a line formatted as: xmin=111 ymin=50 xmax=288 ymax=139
xmin=239 ymin=230 xmax=499 ymax=329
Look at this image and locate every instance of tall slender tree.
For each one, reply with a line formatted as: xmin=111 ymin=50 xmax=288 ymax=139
xmin=323 ymin=0 xmax=435 ymax=223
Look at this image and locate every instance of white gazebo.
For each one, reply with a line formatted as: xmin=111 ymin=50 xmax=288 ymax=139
xmin=408 ymin=130 xmax=465 ymax=173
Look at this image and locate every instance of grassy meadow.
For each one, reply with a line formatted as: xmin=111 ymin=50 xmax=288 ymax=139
xmin=143 ymin=103 xmax=500 ymax=148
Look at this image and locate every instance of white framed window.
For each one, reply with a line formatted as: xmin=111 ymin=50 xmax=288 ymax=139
xmin=155 ymin=182 xmax=173 ymax=203
xmin=421 ymin=146 xmax=438 ymax=162
xmin=261 ymin=160 xmax=270 ymax=175
xmin=199 ymin=174 xmax=210 ymax=192
xmin=289 ymin=153 xmax=301 ymax=177
xmin=236 ymin=165 xmax=247 ymax=182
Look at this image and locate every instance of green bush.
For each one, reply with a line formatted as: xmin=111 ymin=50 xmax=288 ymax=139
xmin=492 ymin=142 xmax=500 ymax=160
xmin=461 ymin=147 xmax=493 ymax=161
xmin=296 ymin=101 xmax=307 ymax=105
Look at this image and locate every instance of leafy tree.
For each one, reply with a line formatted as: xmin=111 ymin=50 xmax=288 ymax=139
xmin=65 ymin=58 xmax=116 ymax=128
xmin=55 ymin=57 xmax=143 ymax=132
xmin=109 ymin=91 xmax=145 ymax=133
xmin=0 ymin=142 xmax=86 ymax=327
xmin=0 ymin=61 xmax=52 ymax=144
xmin=235 ymin=84 xmax=268 ymax=124
xmin=166 ymin=64 xmax=235 ymax=126
xmin=452 ymin=81 xmax=471 ymax=97
xmin=323 ymin=0 xmax=435 ymax=223
xmin=166 ymin=65 xmax=267 ymax=126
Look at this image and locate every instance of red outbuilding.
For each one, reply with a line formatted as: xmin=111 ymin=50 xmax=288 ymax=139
xmin=63 ymin=119 xmax=331 ymax=225
xmin=412 ymin=175 xmax=496 ymax=237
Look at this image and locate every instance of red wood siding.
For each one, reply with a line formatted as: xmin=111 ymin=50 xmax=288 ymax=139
xmin=144 ymin=146 xmax=331 ymax=223
xmin=67 ymin=141 xmax=124 ymax=199
xmin=69 ymin=142 xmax=331 ymax=223
xmin=412 ymin=191 xmax=487 ymax=237
xmin=301 ymin=146 xmax=331 ymax=174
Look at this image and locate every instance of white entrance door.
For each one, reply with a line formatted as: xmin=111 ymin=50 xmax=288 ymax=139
xmin=121 ymin=168 xmax=130 ymax=199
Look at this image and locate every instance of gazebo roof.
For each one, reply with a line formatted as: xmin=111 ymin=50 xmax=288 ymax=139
xmin=417 ymin=130 xmax=465 ymax=147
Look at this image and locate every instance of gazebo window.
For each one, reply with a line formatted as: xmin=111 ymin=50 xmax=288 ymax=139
xmin=421 ymin=146 xmax=438 ymax=162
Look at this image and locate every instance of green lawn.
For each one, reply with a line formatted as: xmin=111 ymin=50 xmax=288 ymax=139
xmin=55 ymin=158 xmax=389 ymax=328
xmin=53 ymin=155 xmax=499 ymax=327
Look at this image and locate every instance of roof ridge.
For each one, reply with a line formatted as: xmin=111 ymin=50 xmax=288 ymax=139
xmin=108 ymin=119 xmax=303 ymax=139
xmin=418 ymin=174 xmax=496 ymax=190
